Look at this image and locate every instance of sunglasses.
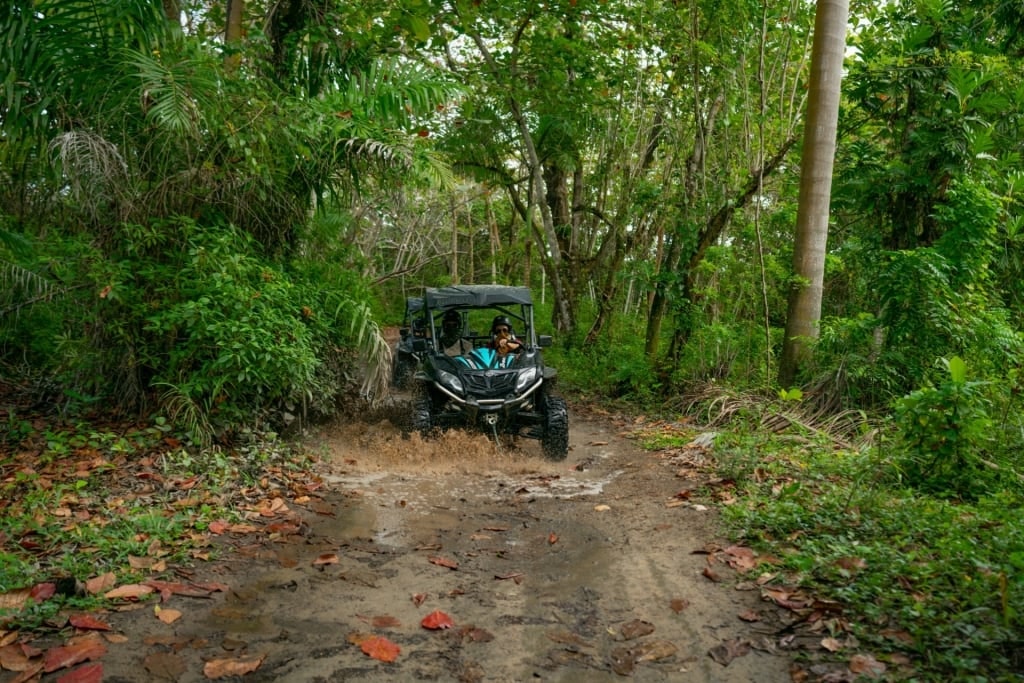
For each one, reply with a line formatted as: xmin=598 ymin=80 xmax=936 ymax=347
xmin=495 ymin=326 xmax=509 ymax=333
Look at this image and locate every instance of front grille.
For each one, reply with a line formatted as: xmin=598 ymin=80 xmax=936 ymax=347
xmin=462 ymin=370 xmax=518 ymax=399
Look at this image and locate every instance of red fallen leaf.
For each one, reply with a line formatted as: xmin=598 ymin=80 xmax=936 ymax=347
xmin=68 ymin=615 xmax=112 ymax=632
xmin=371 ymin=616 xmax=401 ymax=628
xmin=702 ymin=566 xmax=721 ymax=582
xmin=411 ymin=593 xmax=427 ymax=607
xmin=427 ymin=556 xmax=458 ymax=570
xmin=202 ymin=653 xmax=266 ymax=679
xmin=207 ymin=520 xmax=229 ymax=535
xmin=30 ymin=583 xmax=56 ymax=602
xmin=56 ymin=662 xmax=102 ymax=683
xmin=359 ymin=636 xmax=400 ymax=662
xmin=420 ymin=610 xmax=454 ymax=630
xmin=43 ymin=638 xmax=107 ymax=673
xmin=548 ymin=532 xmax=558 ymax=545
xmin=313 ymin=553 xmax=339 ymax=566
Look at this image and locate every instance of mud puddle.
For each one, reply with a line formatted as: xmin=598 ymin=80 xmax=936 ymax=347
xmin=78 ymin=409 xmax=796 ymax=682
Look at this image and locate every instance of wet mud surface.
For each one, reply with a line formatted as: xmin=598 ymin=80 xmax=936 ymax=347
xmin=82 ymin=405 xmax=797 ymax=682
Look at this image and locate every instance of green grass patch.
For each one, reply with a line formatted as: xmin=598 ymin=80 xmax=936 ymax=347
xmin=691 ymin=428 xmax=1024 ymax=681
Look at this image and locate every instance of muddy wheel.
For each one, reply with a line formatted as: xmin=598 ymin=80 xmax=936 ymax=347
xmin=392 ymin=354 xmax=415 ymax=389
xmin=411 ymin=396 xmax=433 ymax=436
xmin=541 ymin=396 xmax=569 ymax=460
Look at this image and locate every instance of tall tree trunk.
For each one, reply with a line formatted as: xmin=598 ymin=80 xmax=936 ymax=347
xmin=486 ymin=191 xmax=498 ymax=283
xmin=778 ymin=0 xmax=849 ymax=387
xmin=224 ymin=0 xmax=244 ymax=71
xmin=449 ymin=196 xmax=459 ymax=284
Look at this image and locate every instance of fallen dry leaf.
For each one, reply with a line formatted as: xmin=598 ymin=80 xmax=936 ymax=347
xmin=43 ymin=637 xmax=107 ymax=673
xmin=619 ymin=619 xmax=655 ymax=640
xmin=55 ymin=662 xmax=102 ymax=683
xmin=548 ymin=532 xmax=558 ymax=545
xmin=821 ymin=637 xmax=844 ymax=652
xmin=723 ymin=545 xmax=757 ymax=572
xmin=633 ymin=639 xmax=677 ymax=662
xmin=708 ymin=638 xmax=750 ymax=666
xmin=155 ymin=607 xmax=182 ymax=624
xmin=104 ymin=584 xmax=154 ymax=600
xmin=594 ymin=504 xmax=611 ymax=512
xmin=849 ymin=653 xmax=886 ymax=678
xmin=68 ymin=615 xmax=112 ymax=632
xmin=702 ymin=566 xmax=721 ymax=582
xmin=83 ymin=573 xmax=116 ymax=595
xmin=359 ymin=636 xmax=400 ymax=663
xmin=421 ymin=610 xmax=455 ymax=630
xmin=0 ymin=644 xmax=32 ymax=672
xmin=669 ymin=598 xmax=690 ymax=613
xmin=427 ymin=556 xmax=458 ymax=570
xmin=207 ymin=520 xmax=229 ymax=535
xmin=144 ymin=651 xmax=186 ymax=680
xmin=30 ymin=583 xmax=56 ymax=602
xmin=411 ymin=593 xmax=427 ymax=607
xmin=312 ymin=553 xmax=339 ymax=566
xmin=371 ymin=615 xmax=401 ymax=629
xmin=203 ymin=653 xmax=266 ymax=679
xmin=0 ymin=589 xmax=33 ymax=613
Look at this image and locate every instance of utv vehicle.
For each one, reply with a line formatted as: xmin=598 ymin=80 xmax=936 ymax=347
xmin=392 ymin=296 xmax=426 ymax=389
xmin=409 ymin=285 xmax=569 ymax=460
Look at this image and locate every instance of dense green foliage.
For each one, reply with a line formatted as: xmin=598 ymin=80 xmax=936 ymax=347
xmin=2 ymin=1 xmax=1024 ymax=678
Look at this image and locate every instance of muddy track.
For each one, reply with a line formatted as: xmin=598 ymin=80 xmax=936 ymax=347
xmin=86 ymin=403 xmax=796 ymax=682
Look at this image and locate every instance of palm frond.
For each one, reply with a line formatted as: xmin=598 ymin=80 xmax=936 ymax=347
xmin=156 ymin=382 xmax=214 ymax=447
xmin=126 ymin=48 xmax=210 ymax=139
xmin=49 ymin=130 xmax=129 ymax=217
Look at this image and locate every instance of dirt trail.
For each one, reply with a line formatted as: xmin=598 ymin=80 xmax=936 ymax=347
xmin=84 ymin=405 xmax=797 ymax=682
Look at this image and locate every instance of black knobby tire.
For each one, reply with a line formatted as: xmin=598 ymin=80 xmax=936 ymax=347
xmin=411 ymin=396 xmax=433 ymax=436
xmin=392 ymin=354 xmax=415 ymax=389
xmin=541 ymin=396 xmax=569 ymax=460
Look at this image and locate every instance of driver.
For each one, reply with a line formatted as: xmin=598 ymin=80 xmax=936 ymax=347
xmin=489 ymin=315 xmax=522 ymax=357
xmin=439 ymin=310 xmax=470 ymax=356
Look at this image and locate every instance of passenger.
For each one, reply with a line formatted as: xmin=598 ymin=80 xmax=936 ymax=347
xmin=439 ymin=310 xmax=471 ymax=356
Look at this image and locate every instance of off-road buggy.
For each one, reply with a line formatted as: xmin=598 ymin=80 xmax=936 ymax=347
xmin=408 ymin=285 xmax=569 ymax=460
xmin=392 ymin=296 xmax=426 ymax=389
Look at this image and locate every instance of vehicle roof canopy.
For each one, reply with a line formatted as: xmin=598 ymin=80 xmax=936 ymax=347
xmin=424 ymin=285 xmax=534 ymax=309
xmin=404 ymin=297 xmax=424 ymax=313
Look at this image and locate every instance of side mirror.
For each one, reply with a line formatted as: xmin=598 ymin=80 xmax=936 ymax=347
xmin=537 ymin=335 xmax=552 ymax=348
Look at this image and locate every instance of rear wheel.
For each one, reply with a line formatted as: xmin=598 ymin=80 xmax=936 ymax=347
xmin=541 ymin=396 xmax=569 ymax=460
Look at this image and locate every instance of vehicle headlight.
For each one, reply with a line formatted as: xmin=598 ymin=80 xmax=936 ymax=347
xmin=515 ymin=367 xmax=539 ymax=393
xmin=438 ymin=370 xmax=463 ymax=394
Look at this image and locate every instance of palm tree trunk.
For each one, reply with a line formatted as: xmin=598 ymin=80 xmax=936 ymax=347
xmin=778 ymin=0 xmax=850 ymax=387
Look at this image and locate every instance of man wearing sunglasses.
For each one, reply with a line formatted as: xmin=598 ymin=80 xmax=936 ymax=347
xmin=489 ymin=315 xmax=522 ymax=357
